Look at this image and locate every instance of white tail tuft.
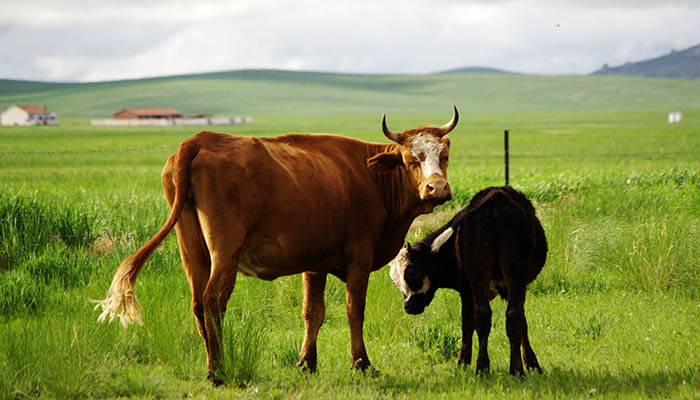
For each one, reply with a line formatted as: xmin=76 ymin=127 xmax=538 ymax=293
xmin=92 ymin=256 xmax=144 ymax=327
xmin=431 ymin=227 xmax=454 ymax=253
xmin=93 ymin=290 xmax=143 ymax=327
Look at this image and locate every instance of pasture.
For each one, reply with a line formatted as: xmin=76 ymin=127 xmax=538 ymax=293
xmin=1 ymin=101 xmax=700 ymax=396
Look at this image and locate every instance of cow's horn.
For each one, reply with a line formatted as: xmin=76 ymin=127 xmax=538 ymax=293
xmin=439 ymin=105 xmax=459 ymax=136
xmin=382 ymin=113 xmax=402 ymax=143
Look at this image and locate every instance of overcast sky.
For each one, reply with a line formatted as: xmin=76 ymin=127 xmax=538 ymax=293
xmin=1 ymin=0 xmax=699 ymax=83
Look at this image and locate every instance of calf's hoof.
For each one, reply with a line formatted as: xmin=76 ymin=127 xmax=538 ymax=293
xmin=457 ymin=354 xmax=471 ymax=367
xmin=527 ymin=364 xmax=543 ymax=374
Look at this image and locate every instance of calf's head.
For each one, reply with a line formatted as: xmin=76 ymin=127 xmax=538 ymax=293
xmin=389 ymin=228 xmax=454 ymax=314
xmin=389 ymin=243 xmax=438 ymax=314
xmin=367 ymin=106 xmax=458 ymax=209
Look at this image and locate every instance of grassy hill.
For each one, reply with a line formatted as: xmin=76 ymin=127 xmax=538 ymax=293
xmin=592 ymin=43 xmax=700 ymax=79
xmin=2 ymin=69 xmax=700 ymax=119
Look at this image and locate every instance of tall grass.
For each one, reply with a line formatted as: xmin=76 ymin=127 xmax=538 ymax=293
xmin=215 ymin=311 xmax=268 ymax=387
xmin=0 ymin=192 xmax=101 ymax=316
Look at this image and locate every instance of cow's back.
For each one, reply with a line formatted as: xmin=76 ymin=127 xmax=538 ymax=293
xmin=172 ymin=131 xmax=394 ymax=278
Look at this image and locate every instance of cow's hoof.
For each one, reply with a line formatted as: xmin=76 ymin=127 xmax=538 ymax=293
xmin=351 ymin=358 xmax=379 ymax=376
xmin=351 ymin=363 xmax=380 ymax=378
xmin=207 ymin=371 xmax=225 ymax=387
xmin=297 ymin=360 xmax=317 ymax=374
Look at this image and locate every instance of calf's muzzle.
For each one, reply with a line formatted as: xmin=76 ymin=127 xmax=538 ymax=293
xmin=404 ymin=294 xmax=428 ymax=315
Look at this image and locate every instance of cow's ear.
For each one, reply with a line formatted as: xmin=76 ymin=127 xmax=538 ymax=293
xmin=367 ymin=150 xmax=403 ymax=172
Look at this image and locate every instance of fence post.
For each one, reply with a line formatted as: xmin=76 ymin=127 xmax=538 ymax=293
xmin=504 ymin=129 xmax=510 ymax=186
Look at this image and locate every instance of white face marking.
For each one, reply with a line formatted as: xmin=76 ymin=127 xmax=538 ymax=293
xmin=410 ymin=132 xmax=446 ymax=179
xmin=389 ymin=247 xmax=430 ymax=297
xmin=430 ymin=227 xmax=454 ymax=253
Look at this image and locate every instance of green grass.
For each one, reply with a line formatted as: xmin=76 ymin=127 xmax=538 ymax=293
xmin=0 ymin=93 xmax=699 ymax=398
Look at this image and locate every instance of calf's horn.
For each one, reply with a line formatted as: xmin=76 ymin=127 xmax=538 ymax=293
xmin=439 ymin=105 xmax=459 ymax=136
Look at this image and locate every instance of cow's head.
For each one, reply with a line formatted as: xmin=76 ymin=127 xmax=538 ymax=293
xmin=367 ymin=106 xmax=458 ymax=209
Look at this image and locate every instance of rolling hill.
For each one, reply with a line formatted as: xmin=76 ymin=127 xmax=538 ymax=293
xmin=435 ymin=66 xmax=517 ymax=75
xmin=1 ymin=69 xmax=700 ymax=119
xmin=592 ymin=43 xmax=700 ymax=79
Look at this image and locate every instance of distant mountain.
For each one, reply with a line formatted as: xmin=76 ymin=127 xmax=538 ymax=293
xmin=436 ymin=66 xmax=518 ymax=75
xmin=592 ymin=43 xmax=700 ymax=79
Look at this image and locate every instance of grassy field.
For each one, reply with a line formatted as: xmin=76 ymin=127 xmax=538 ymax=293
xmin=3 ymin=70 xmax=700 ymax=118
xmin=1 ymin=72 xmax=700 ymax=398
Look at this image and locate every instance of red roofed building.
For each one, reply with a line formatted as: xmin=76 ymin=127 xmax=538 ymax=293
xmin=113 ymin=108 xmax=183 ymax=119
xmin=1 ymin=105 xmax=58 ymax=126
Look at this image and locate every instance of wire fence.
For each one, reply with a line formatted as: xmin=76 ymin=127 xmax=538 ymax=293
xmin=1 ymin=129 xmax=697 ymax=156
xmin=0 ymin=145 xmax=178 ymax=156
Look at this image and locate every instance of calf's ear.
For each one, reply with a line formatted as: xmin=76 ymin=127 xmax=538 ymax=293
xmin=430 ymin=227 xmax=454 ymax=253
xmin=367 ymin=150 xmax=403 ymax=172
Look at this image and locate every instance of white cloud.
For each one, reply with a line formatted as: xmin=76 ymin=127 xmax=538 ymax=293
xmin=0 ymin=0 xmax=699 ymax=82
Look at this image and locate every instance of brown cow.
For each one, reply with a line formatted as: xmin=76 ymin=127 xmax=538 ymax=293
xmin=389 ymin=186 xmax=546 ymax=375
xmin=95 ymin=107 xmax=459 ymax=383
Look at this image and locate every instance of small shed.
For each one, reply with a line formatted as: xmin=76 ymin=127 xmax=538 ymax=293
xmin=113 ymin=108 xmax=183 ymax=119
xmin=1 ymin=105 xmax=58 ymax=126
xmin=668 ymin=112 xmax=683 ymax=124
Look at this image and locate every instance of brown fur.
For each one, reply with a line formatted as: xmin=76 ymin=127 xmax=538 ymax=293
xmin=95 ymin=111 xmax=457 ymax=383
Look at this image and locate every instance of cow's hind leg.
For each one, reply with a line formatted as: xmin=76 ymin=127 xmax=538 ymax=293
xmin=174 ymin=205 xmax=212 ymax=351
xmin=298 ymin=272 xmax=327 ymax=373
xmin=202 ymin=254 xmax=239 ymax=385
xmin=163 ymin=162 xmax=212 ymax=350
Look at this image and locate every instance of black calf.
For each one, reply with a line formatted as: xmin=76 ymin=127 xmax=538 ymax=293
xmin=389 ymin=186 xmax=547 ymax=375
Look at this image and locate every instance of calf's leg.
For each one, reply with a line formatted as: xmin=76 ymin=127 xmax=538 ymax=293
xmin=521 ymin=313 xmax=542 ymax=373
xmin=298 ymin=272 xmax=327 ymax=373
xmin=458 ymin=290 xmax=474 ymax=366
xmin=473 ymin=300 xmax=492 ymax=374
xmin=505 ymin=282 xmax=526 ymax=376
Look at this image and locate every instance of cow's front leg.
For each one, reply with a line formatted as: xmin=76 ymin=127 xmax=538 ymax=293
xmin=458 ymin=290 xmax=474 ymax=366
xmin=298 ymin=272 xmax=327 ymax=373
xmin=345 ymin=263 xmax=371 ymax=371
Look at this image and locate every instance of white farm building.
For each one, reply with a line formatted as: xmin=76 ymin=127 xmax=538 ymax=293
xmin=1 ymin=105 xmax=58 ymax=126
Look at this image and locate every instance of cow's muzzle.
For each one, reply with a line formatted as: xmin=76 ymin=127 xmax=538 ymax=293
xmin=420 ymin=178 xmax=452 ymax=202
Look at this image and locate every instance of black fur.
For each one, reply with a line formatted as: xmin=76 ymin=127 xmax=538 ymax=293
xmin=395 ymin=186 xmax=547 ymax=375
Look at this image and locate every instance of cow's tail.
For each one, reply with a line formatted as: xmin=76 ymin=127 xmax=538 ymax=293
xmin=94 ymin=140 xmax=199 ymax=327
